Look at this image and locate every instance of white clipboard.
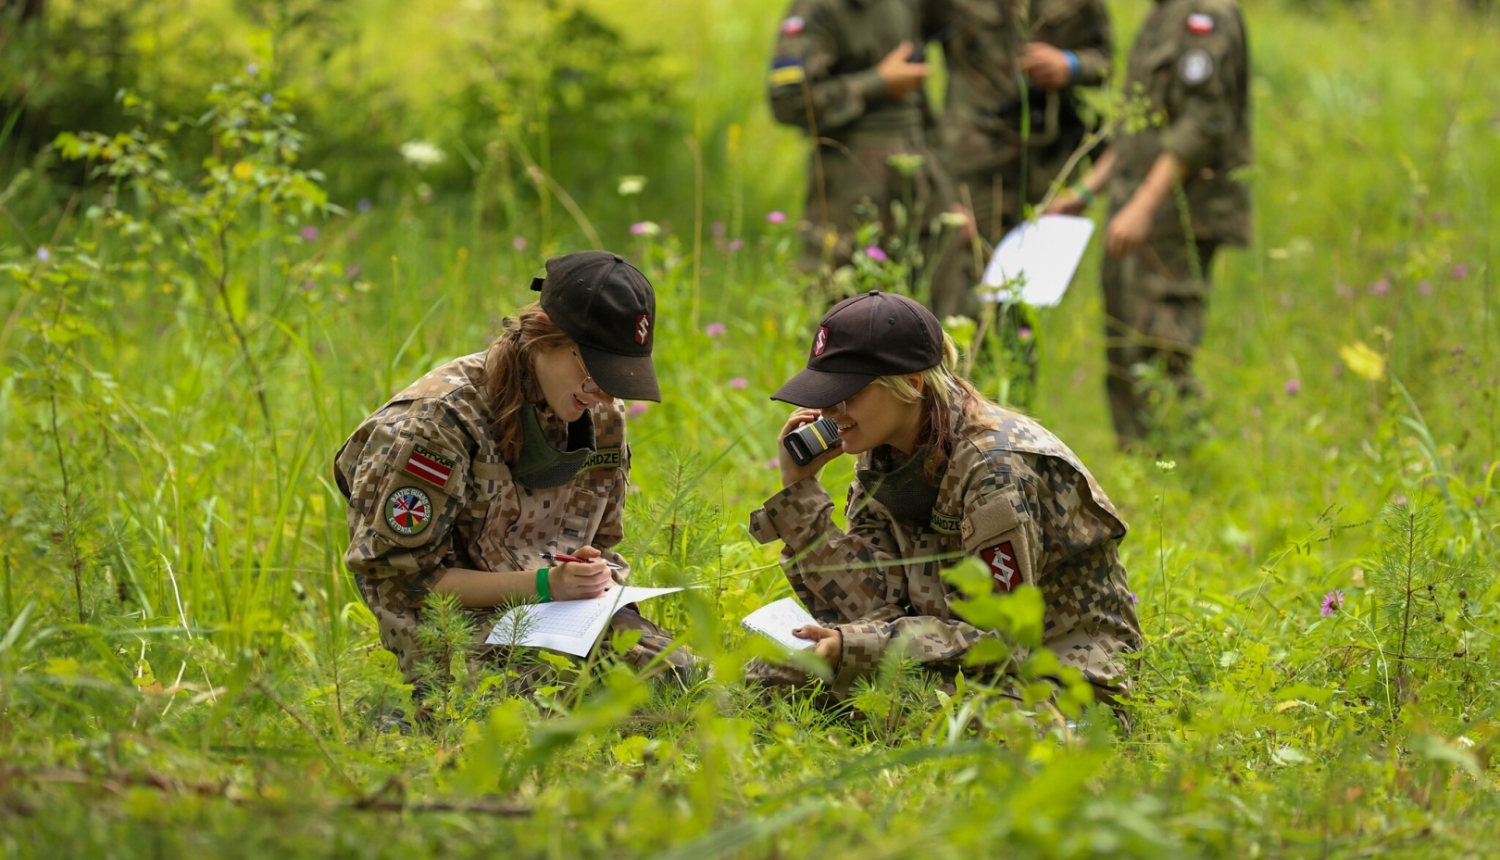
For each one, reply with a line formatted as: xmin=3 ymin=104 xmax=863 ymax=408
xmin=978 ymin=215 xmax=1095 ymax=307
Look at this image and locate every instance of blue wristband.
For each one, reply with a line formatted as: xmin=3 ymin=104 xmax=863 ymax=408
xmin=1064 ymin=51 xmax=1080 ymax=83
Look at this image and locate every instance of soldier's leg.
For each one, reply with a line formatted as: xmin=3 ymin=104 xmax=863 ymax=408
xmin=1133 ymin=238 xmax=1218 ymax=436
xmin=607 ymin=607 xmax=697 ymax=679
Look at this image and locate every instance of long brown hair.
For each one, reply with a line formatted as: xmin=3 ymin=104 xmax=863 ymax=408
xmin=477 ymin=303 xmax=573 ymax=464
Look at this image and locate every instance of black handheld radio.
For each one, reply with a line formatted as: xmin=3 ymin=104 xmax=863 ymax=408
xmin=783 ymin=416 xmax=843 ymax=466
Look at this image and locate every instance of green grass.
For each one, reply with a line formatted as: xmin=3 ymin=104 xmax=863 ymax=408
xmin=1 ymin=0 xmax=1499 ymax=857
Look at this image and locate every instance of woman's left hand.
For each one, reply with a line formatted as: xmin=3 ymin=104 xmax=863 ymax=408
xmin=793 ymin=624 xmax=843 ymax=671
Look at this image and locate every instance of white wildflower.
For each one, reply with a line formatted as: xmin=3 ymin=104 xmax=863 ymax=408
xmin=399 ymin=140 xmax=447 ymax=170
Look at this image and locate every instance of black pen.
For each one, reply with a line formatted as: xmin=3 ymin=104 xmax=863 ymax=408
xmin=539 ymin=551 xmax=624 ymax=571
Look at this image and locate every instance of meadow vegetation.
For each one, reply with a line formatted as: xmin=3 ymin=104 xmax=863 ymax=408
xmin=1 ymin=0 xmax=1498 ymax=856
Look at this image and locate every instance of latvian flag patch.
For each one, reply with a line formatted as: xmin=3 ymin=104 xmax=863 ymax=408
xmin=404 ymin=444 xmax=455 ymax=487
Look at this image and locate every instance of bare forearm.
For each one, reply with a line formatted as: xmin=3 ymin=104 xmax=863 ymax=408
xmin=1080 ymin=147 xmax=1116 ymax=194
xmin=431 ymin=567 xmax=537 ymax=608
xmin=1123 ymin=152 xmax=1187 ymax=214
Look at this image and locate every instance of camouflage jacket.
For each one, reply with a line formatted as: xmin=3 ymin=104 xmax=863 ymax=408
xmin=334 ymin=352 xmax=631 ymax=680
xmin=768 ymin=0 xmax=929 ymax=138
xmin=749 ymin=400 xmax=1141 ymax=698
xmin=932 ymin=0 xmax=1114 ymax=178
xmin=1109 ymin=0 xmax=1251 ymax=245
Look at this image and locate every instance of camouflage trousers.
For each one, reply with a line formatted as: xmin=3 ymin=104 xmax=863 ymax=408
xmin=1101 ymin=235 xmax=1220 ymax=445
xmin=794 ymin=127 xmax=969 ymax=318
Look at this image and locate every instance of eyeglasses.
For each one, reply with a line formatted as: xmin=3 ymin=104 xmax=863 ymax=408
xmin=572 ymin=351 xmax=603 ymax=394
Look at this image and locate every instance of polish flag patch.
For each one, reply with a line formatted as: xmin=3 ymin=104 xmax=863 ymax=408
xmin=1187 ymin=13 xmax=1214 ymax=34
xmin=781 ymin=16 xmax=804 ymax=36
xmin=813 ymin=326 xmax=830 ymax=356
xmin=981 ymin=541 xmax=1020 ymax=593
xmin=404 ymin=444 xmax=454 ymax=487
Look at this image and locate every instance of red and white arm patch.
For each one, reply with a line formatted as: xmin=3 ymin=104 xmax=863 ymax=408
xmin=980 ymin=541 xmax=1021 ymax=593
xmin=403 ymin=443 xmax=455 ymax=487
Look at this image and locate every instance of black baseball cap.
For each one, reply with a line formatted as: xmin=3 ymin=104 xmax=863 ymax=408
xmin=771 ymin=291 xmax=943 ymax=408
xmin=532 ymin=251 xmax=661 ymax=402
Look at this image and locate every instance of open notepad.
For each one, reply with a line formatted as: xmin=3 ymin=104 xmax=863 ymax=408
xmin=978 ymin=214 xmax=1095 ymax=307
xmin=741 ymin=597 xmax=818 ymax=651
xmin=485 ymin=586 xmax=683 ymax=657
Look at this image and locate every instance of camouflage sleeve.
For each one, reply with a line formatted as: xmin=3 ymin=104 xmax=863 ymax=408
xmin=748 ymin=478 xmax=905 ymax=627
xmin=1160 ymin=7 xmax=1247 ymax=172
xmin=767 ymin=0 xmax=889 ymax=132
xmin=1068 ymin=0 xmax=1114 ymax=87
xmin=592 ymin=410 xmax=631 ymax=579
xmin=340 ymin=404 xmax=474 ymax=596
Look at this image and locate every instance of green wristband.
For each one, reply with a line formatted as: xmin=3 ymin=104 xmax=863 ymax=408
xmin=536 ymin=567 xmax=552 ymax=603
xmin=1071 ymin=182 xmax=1096 ymax=207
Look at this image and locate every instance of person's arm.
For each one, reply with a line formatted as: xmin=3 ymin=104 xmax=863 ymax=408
xmin=431 ymin=560 xmax=611 ymax=607
xmin=1045 ymin=146 xmax=1115 ymax=215
xmin=1105 ymin=151 xmax=1187 ymax=256
xmin=1020 ymin=0 xmax=1114 ymax=90
xmin=767 ymin=2 xmax=930 ymax=132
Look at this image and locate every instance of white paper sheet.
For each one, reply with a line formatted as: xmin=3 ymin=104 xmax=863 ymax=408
xmin=485 ymin=586 xmax=683 ymax=657
xmin=978 ymin=215 xmax=1096 ymax=307
xmin=741 ymin=597 xmax=817 ymax=651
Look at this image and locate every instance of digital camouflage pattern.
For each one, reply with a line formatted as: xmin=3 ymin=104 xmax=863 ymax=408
xmin=933 ymin=0 xmax=1114 ymax=237
xmin=1104 ymin=0 xmax=1250 ymax=442
xmin=747 ymin=398 xmax=1141 ymax=701
xmin=334 ymin=352 xmax=684 ymax=681
xmin=767 ymin=0 xmax=967 ymax=314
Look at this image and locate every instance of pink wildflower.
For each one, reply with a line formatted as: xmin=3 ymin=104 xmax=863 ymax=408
xmin=766 ymin=211 xmax=787 ymax=224
xmin=864 ymin=246 xmax=888 ymax=263
xmin=1417 ymin=279 xmax=1432 ymax=296
xmin=512 ymin=236 xmax=528 ymax=251
xmin=706 ymin=322 xmax=727 ymax=337
xmin=1286 ymin=379 xmax=1301 ymax=395
xmin=627 ymin=402 xmax=649 ymax=418
xmin=1321 ymin=590 xmax=1344 ymax=617
xmin=728 ymin=239 xmax=744 ymax=253
xmin=300 ymin=226 xmax=320 ymax=242
xmin=1453 ymin=264 xmax=1469 ymax=278
xmin=729 ymin=377 xmax=748 ymax=390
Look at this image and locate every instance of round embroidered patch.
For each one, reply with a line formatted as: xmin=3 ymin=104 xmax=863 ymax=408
xmin=1178 ymin=48 xmax=1214 ymax=85
xmin=384 ymin=486 xmax=433 ymax=536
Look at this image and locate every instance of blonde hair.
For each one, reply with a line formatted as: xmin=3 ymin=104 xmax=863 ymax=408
xmin=871 ymin=332 xmax=991 ymax=457
xmin=476 ymin=303 xmax=575 ymax=463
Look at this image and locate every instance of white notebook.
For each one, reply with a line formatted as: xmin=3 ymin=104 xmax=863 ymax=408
xmin=978 ymin=214 xmax=1095 ymax=307
xmin=485 ymin=586 xmax=683 ymax=657
xmin=741 ymin=597 xmax=818 ymax=651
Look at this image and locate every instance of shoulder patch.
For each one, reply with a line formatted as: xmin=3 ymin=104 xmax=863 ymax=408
xmin=1187 ymin=13 xmax=1214 ymax=34
xmin=384 ymin=487 xmax=433 ymax=537
xmin=781 ymin=15 xmax=805 ymax=35
xmin=1178 ymin=48 xmax=1214 ymax=85
xmin=404 ymin=443 xmax=456 ymax=488
xmin=981 ymin=541 xmax=1021 ymax=593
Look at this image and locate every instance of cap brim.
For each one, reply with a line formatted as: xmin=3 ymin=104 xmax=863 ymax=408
xmin=770 ymin=367 xmax=876 ymax=409
xmin=578 ymin=344 xmax=661 ymax=403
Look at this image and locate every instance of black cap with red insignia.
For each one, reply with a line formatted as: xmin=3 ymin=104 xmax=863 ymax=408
xmin=532 ymin=251 xmax=661 ymax=402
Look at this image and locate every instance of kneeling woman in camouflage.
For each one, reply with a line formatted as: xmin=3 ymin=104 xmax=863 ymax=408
xmin=335 ymin=251 xmax=690 ymax=693
xmin=749 ymin=291 xmax=1141 ymax=705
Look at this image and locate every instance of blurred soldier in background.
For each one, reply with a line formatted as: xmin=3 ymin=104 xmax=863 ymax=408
xmin=1048 ymin=0 xmax=1250 ymax=449
xmin=929 ymin=0 xmax=1114 ymax=405
xmin=766 ymin=0 xmax=970 ymax=317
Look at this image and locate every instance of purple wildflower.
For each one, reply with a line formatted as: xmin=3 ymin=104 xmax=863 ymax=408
xmin=357 ymin=198 xmax=372 ymax=213
xmin=629 ymin=221 xmax=657 ymax=236
xmin=300 ymin=226 xmax=320 ymax=242
xmin=247 ymin=63 xmax=259 ymax=77
xmin=627 ymin=402 xmax=649 ymax=418
xmin=864 ymin=246 xmax=888 ymax=263
xmin=710 ymin=221 xmax=726 ymax=237
xmin=1017 ymin=325 xmax=1033 ymax=342
xmin=765 ymin=459 xmax=779 ymax=469
xmin=512 ymin=236 xmax=528 ymax=252
xmin=705 ymin=322 xmax=727 ymax=337
xmin=729 ymin=377 xmax=749 ymax=390
xmin=1321 ymin=590 xmax=1344 ymax=617
xmin=262 ymin=93 xmax=273 ymax=105
xmin=1453 ymin=264 xmax=1469 ymax=278
xmin=1418 ymin=279 xmax=1433 ymax=296
xmin=36 ymin=246 xmax=50 ymax=263
xmin=1369 ymin=278 xmax=1391 ymax=296
xmin=1286 ymin=379 xmax=1301 ymax=395
xmin=728 ymin=239 xmax=744 ymax=253
xmin=1129 ymin=591 xmax=1138 ymax=605
xmin=1476 ymin=495 xmax=1485 ymax=506
xmin=766 ymin=211 xmax=787 ymax=224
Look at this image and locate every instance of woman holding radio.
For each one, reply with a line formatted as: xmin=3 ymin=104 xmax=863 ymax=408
xmin=748 ymin=290 xmax=1141 ymax=706
xmin=335 ymin=251 xmax=692 ymax=706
